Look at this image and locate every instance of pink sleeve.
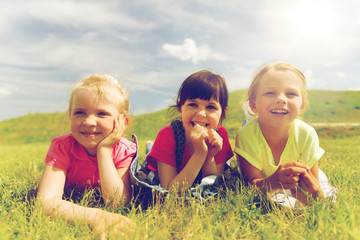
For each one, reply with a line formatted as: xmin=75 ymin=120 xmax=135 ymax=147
xmin=146 ymin=126 xmax=177 ymax=170
xmin=113 ymin=137 xmax=137 ymax=169
xmin=45 ymin=135 xmax=72 ymax=172
xmin=214 ymin=126 xmax=234 ymax=164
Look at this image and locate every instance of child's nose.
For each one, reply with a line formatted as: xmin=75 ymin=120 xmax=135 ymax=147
xmin=276 ymin=93 xmax=287 ymax=104
xmin=197 ymin=108 xmax=207 ymax=117
xmin=83 ymin=115 xmax=97 ymax=126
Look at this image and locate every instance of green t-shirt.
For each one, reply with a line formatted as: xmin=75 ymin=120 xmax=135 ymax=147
xmin=234 ymin=118 xmax=324 ymax=177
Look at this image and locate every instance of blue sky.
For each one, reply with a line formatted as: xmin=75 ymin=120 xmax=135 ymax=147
xmin=1 ymin=0 xmax=360 ymax=121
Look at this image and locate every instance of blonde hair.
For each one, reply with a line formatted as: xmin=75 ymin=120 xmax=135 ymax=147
xmin=246 ymin=61 xmax=308 ymax=115
xmin=67 ymin=74 xmax=129 ymax=117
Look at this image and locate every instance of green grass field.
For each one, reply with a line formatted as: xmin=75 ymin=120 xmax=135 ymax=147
xmin=1 ymin=131 xmax=359 ymax=239
xmin=0 ymin=90 xmax=360 ymax=239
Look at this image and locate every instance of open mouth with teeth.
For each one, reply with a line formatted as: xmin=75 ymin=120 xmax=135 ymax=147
xmin=270 ymin=109 xmax=289 ymax=115
xmin=191 ymin=121 xmax=209 ymax=127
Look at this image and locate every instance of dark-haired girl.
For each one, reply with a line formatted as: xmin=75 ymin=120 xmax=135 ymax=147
xmin=146 ymin=70 xmax=233 ymax=192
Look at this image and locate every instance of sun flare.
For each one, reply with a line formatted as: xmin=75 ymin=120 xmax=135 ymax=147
xmin=291 ymin=2 xmax=335 ymax=36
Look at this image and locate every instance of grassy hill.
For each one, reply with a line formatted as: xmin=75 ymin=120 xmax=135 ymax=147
xmin=1 ymin=90 xmax=360 ymax=144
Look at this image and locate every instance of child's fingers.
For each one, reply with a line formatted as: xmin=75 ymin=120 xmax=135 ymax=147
xmin=112 ymin=114 xmax=126 ymax=137
xmin=282 ymin=162 xmax=310 ymax=171
xmin=283 ymin=166 xmax=308 ymax=176
xmin=286 ymin=173 xmax=300 ymax=183
xmin=277 ymin=166 xmax=305 ymax=179
xmin=275 ymin=166 xmax=305 ymax=189
xmin=207 ymin=128 xmax=221 ymax=138
xmin=279 ymin=174 xmax=300 ymax=186
xmin=192 ymin=123 xmax=209 ymax=138
xmin=206 ymin=133 xmax=223 ymax=150
xmin=297 ymin=169 xmax=323 ymax=199
xmin=299 ymin=170 xmax=319 ymax=191
xmin=117 ymin=114 xmax=127 ymax=135
xmin=189 ymin=124 xmax=209 ymax=151
xmin=206 ymin=129 xmax=221 ymax=141
xmin=98 ymin=232 xmax=107 ymax=240
xmin=95 ymin=214 xmax=135 ymax=240
xmin=98 ymin=114 xmax=127 ymax=149
xmin=280 ymin=182 xmax=298 ymax=189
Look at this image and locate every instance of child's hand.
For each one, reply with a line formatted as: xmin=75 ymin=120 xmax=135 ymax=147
xmin=271 ymin=162 xmax=309 ymax=190
xmin=189 ymin=123 xmax=209 ymax=153
xmin=298 ymin=168 xmax=321 ymax=198
xmin=93 ymin=212 xmax=135 ymax=240
xmin=98 ymin=114 xmax=127 ymax=150
xmin=205 ymin=129 xmax=223 ymax=158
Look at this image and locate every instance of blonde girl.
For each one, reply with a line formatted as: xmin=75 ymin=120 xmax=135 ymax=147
xmin=235 ymin=62 xmax=335 ymax=206
xmin=37 ymin=74 xmax=135 ymax=238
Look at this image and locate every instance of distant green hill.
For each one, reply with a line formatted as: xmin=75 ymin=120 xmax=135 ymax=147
xmin=1 ymin=90 xmax=359 ymax=144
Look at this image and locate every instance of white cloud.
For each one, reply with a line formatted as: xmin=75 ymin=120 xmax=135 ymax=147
xmin=0 ymin=85 xmax=17 ymax=99
xmin=0 ymin=0 xmax=152 ymax=31
xmin=304 ymin=69 xmax=315 ymax=88
xmin=162 ymin=38 xmax=227 ymax=65
xmin=336 ymin=71 xmax=347 ymax=78
xmin=225 ymin=66 xmax=254 ymax=91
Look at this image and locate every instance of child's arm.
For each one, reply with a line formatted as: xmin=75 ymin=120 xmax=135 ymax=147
xmin=238 ymin=154 xmax=309 ymax=192
xmin=97 ymin=114 xmax=131 ymax=206
xmin=158 ymin=124 xmax=209 ymax=191
xmin=37 ymin=164 xmax=134 ymax=239
xmin=202 ymin=128 xmax=225 ymax=177
xmin=158 ymin=151 xmax=207 ymax=191
xmin=291 ymin=162 xmax=323 ymax=204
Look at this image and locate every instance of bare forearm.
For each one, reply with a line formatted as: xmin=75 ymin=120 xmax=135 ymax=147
xmin=38 ymin=196 xmax=133 ymax=238
xmin=39 ymin=197 xmax=103 ymax=227
xmin=201 ymin=155 xmax=219 ymax=177
xmin=167 ymin=152 xmax=207 ymax=191
xmin=291 ymin=187 xmax=323 ymax=205
xmin=97 ymin=148 xmax=130 ymax=205
xmin=249 ymin=175 xmax=282 ymax=194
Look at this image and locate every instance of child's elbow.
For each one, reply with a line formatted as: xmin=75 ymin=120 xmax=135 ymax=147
xmin=36 ymin=194 xmax=61 ymax=218
xmin=103 ymin=189 xmax=131 ymax=207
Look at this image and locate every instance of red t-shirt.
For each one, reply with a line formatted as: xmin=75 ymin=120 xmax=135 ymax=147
xmin=45 ymin=134 xmax=136 ymax=190
xmin=146 ymin=125 xmax=233 ymax=172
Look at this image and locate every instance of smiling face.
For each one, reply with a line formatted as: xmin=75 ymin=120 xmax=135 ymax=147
xmin=175 ymin=70 xmax=228 ymax=123
xmin=70 ymin=89 xmax=120 ymax=155
xmin=250 ymin=70 xmax=305 ymax=130
xmin=179 ymin=97 xmax=222 ymax=133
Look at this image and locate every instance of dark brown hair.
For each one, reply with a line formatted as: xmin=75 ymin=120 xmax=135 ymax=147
xmin=172 ymin=70 xmax=229 ymax=123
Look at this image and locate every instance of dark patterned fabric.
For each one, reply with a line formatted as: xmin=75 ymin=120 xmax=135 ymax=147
xmin=170 ymin=120 xmax=185 ymax=171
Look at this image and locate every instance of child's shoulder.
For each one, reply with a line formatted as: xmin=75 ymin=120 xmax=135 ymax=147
xmin=237 ymin=118 xmax=258 ymax=134
xmin=294 ymin=119 xmax=316 ymax=132
xmin=217 ymin=125 xmax=229 ymax=136
xmin=161 ymin=124 xmax=174 ymax=132
xmin=47 ymin=134 xmax=77 ymax=160
xmin=117 ymin=136 xmax=137 ymax=149
xmin=156 ymin=124 xmax=175 ymax=138
xmin=293 ymin=119 xmax=318 ymax=138
xmin=50 ymin=133 xmax=75 ymax=147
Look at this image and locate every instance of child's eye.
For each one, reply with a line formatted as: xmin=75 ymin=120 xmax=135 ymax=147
xmin=265 ymin=92 xmax=275 ymax=95
xmin=98 ymin=111 xmax=110 ymax=116
xmin=73 ymin=111 xmax=85 ymax=116
xmin=187 ymin=103 xmax=197 ymax=107
xmin=287 ymin=92 xmax=298 ymax=97
xmin=207 ymin=105 xmax=218 ymax=110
